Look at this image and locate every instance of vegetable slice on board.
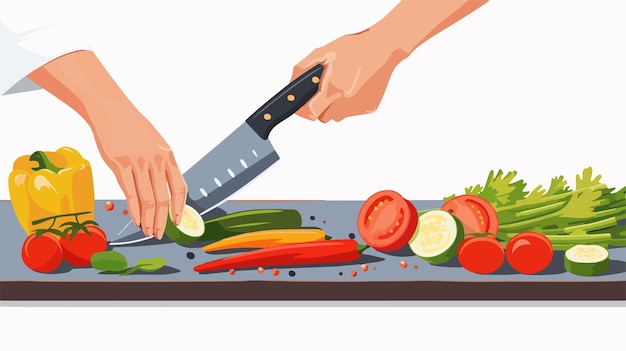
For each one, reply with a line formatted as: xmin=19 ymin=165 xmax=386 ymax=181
xmin=165 ymin=204 xmax=205 ymax=245
xmin=408 ymin=209 xmax=464 ymax=265
xmin=564 ymin=244 xmax=610 ymax=276
xmin=357 ymin=190 xmax=418 ymax=252
xmin=441 ymin=195 xmax=499 ymax=235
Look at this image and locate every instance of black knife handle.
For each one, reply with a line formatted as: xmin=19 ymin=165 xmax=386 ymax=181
xmin=246 ymin=64 xmax=324 ymax=139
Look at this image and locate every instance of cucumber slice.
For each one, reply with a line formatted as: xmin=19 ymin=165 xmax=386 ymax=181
xmin=564 ymin=244 xmax=610 ymax=276
xmin=409 ymin=209 xmax=464 ymax=265
xmin=165 ymin=204 xmax=205 ymax=245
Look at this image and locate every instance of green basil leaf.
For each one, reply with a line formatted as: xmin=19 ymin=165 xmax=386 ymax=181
xmin=119 ymin=266 xmax=140 ymax=276
xmin=135 ymin=258 xmax=167 ymax=272
xmin=90 ymin=251 xmax=128 ymax=272
xmin=98 ymin=270 xmax=128 ymax=275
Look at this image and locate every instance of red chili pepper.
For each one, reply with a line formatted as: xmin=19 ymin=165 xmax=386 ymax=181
xmin=193 ymin=239 xmax=369 ymax=273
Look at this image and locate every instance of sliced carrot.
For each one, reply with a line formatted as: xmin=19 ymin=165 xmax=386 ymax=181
xmin=202 ymin=228 xmax=330 ymax=252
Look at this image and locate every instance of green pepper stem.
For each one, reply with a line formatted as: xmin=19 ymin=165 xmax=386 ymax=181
xmin=30 ymin=151 xmax=63 ymax=173
xmin=31 ymin=211 xmax=92 ymax=225
xmin=357 ymin=244 xmax=370 ymax=254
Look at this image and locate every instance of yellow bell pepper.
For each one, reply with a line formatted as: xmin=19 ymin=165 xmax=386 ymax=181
xmin=8 ymin=147 xmax=95 ymax=236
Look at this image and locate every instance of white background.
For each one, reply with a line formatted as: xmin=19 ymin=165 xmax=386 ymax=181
xmin=1 ymin=0 xmax=624 ymax=349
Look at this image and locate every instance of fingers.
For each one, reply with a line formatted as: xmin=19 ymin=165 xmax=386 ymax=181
xmin=135 ymin=167 xmax=157 ymax=238
xmin=118 ymin=168 xmax=141 ymax=227
xmin=166 ymin=157 xmax=187 ymax=227
xmin=292 ymin=50 xmax=337 ymax=120
xmin=298 ymin=61 xmax=343 ymax=121
xmin=151 ymin=169 xmax=170 ymax=240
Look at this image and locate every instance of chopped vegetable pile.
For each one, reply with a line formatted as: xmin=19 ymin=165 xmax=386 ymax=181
xmin=445 ymin=167 xmax=626 ymax=250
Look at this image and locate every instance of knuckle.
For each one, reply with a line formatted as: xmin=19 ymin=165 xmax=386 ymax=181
xmin=142 ymin=199 xmax=156 ymax=210
xmin=156 ymin=198 xmax=170 ymax=208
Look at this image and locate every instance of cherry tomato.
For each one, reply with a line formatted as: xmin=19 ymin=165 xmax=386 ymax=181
xmin=441 ymin=195 xmax=499 ymax=235
xmin=60 ymin=225 xmax=108 ymax=267
xmin=104 ymin=201 xmax=115 ymax=211
xmin=357 ymin=190 xmax=418 ymax=252
xmin=457 ymin=235 xmax=504 ymax=274
xmin=22 ymin=233 xmax=64 ymax=273
xmin=506 ymin=232 xmax=553 ymax=274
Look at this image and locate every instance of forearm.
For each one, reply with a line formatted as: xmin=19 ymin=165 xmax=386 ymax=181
xmin=370 ymin=0 xmax=489 ymax=58
xmin=27 ymin=50 xmax=139 ymax=133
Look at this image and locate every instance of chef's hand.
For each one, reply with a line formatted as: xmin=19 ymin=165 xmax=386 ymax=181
xmin=28 ymin=50 xmax=187 ymax=240
xmin=92 ymin=109 xmax=187 ymax=241
xmin=292 ymin=30 xmax=403 ymax=123
xmin=292 ymin=0 xmax=489 ymax=122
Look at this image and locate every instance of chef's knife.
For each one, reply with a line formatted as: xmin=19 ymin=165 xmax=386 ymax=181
xmin=110 ymin=64 xmax=325 ymax=246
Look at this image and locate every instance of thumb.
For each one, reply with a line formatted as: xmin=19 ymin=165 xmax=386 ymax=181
xmin=294 ymin=54 xmax=339 ymax=120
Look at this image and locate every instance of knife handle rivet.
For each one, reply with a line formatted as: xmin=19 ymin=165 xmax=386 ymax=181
xmin=263 ymin=113 xmax=272 ymax=120
xmin=287 ymin=94 xmax=295 ymax=102
xmin=312 ymin=76 xmax=320 ymax=84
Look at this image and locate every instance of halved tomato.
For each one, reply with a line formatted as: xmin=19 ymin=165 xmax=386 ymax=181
xmin=441 ymin=195 xmax=499 ymax=235
xmin=357 ymin=190 xmax=418 ymax=252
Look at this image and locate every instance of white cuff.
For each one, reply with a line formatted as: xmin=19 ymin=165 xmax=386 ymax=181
xmin=1 ymin=21 xmax=91 ymax=95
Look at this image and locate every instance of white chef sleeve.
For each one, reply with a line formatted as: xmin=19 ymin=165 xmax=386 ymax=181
xmin=0 ymin=8 xmax=91 ymax=95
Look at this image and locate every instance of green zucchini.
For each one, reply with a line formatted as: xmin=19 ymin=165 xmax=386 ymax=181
xmin=200 ymin=209 xmax=302 ymax=241
xmin=409 ymin=209 xmax=464 ymax=265
xmin=564 ymin=244 xmax=610 ymax=276
xmin=165 ymin=204 xmax=206 ymax=245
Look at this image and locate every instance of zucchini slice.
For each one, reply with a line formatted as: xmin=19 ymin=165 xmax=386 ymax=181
xmin=165 ymin=204 xmax=205 ymax=245
xmin=409 ymin=209 xmax=464 ymax=265
xmin=564 ymin=244 xmax=610 ymax=276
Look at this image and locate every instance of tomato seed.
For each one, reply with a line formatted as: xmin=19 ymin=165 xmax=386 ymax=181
xmin=258 ymin=267 xmax=264 ymax=274
xmin=400 ymin=260 xmax=408 ymax=269
xmin=361 ymin=264 xmax=368 ymax=272
xmin=272 ymin=268 xmax=280 ymax=276
xmin=229 ymin=268 xmax=235 ymax=275
xmin=351 ymin=270 xmax=357 ymax=277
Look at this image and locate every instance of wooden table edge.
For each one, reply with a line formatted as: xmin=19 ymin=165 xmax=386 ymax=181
xmin=1 ymin=280 xmax=625 ymax=301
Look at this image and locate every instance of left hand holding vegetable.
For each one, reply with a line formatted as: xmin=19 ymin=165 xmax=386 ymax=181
xmin=27 ymin=50 xmax=188 ymax=240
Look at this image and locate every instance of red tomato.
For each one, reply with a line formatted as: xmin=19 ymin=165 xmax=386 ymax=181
xmin=60 ymin=225 xmax=108 ymax=267
xmin=357 ymin=190 xmax=418 ymax=252
xmin=104 ymin=201 xmax=114 ymax=211
xmin=22 ymin=233 xmax=64 ymax=273
xmin=441 ymin=195 xmax=499 ymax=235
xmin=506 ymin=232 xmax=553 ymax=274
xmin=457 ymin=236 xmax=504 ymax=274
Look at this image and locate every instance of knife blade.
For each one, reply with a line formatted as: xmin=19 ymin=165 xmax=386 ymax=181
xmin=110 ymin=64 xmax=324 ymax=245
